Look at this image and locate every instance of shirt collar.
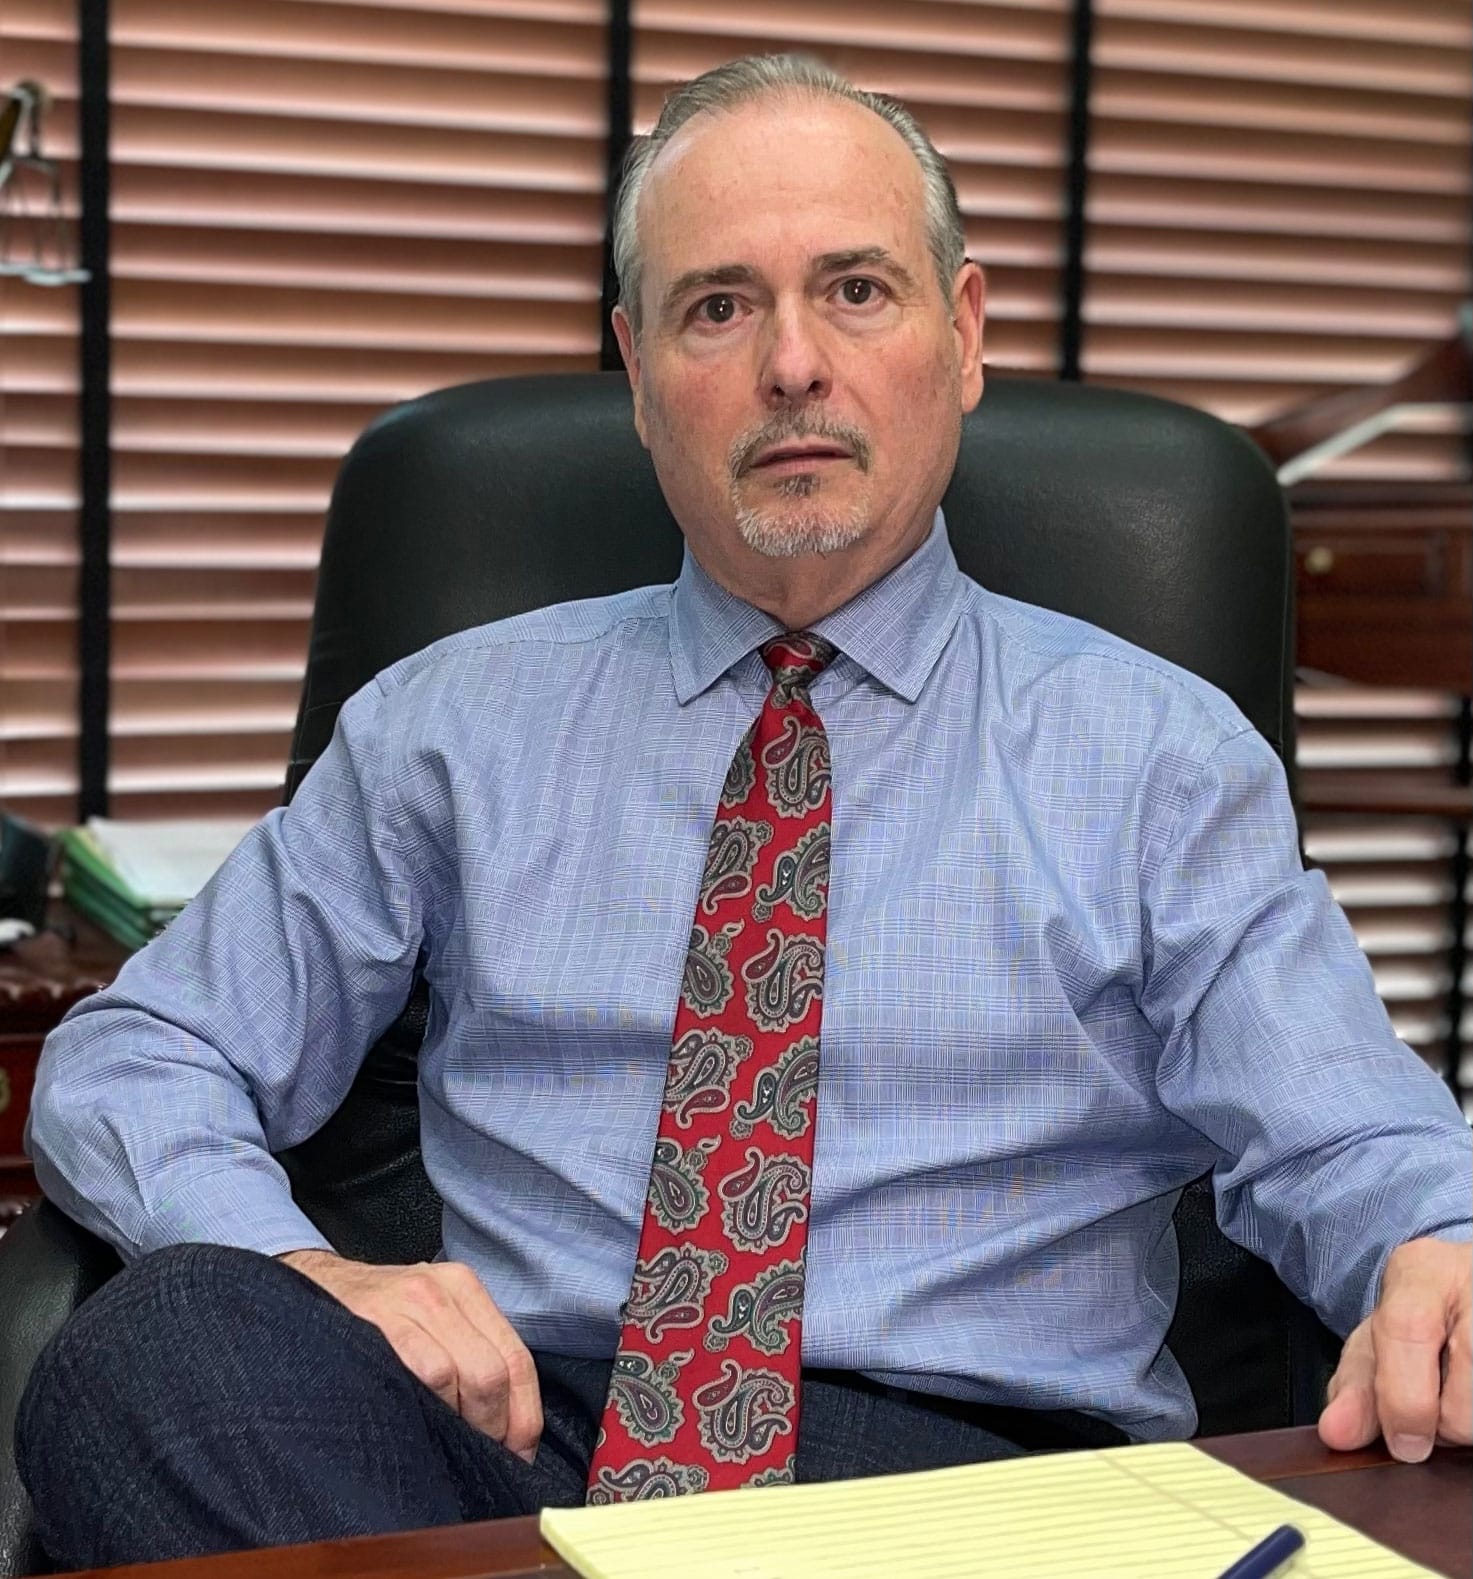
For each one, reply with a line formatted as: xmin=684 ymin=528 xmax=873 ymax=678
xmin=669 ymin=508 xmax=964 ymax=705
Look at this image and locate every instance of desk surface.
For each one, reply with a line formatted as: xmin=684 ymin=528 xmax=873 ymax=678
xmin=61 ymin=1428 xmax=1472 ymax=1579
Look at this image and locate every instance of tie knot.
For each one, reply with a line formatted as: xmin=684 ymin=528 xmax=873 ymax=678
xmin=760 ymin=633 xmax=837 ymax=694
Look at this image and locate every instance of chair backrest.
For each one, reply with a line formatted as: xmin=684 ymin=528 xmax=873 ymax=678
xmin=288 ymin=373 xmax=1296 ymax=786
xmin=278 ymin=371 xmax=1338 ymax=1436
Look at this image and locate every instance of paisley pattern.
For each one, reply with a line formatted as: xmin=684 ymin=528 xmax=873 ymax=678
xmin=606 ymin=1350 xmax=693 ymax=1446
xmin=744 ymin=1456 xmax=797 ymax=1489
xmin=647 ymin=1135 xmax=718 ymax=1232
xmin=718 ymin=1148 xmax=810 ymax=1251
xmin=663 ymin=1027 xmax=747 ymax=1128
xmin=700 ymin=818 xmax=772 ymax=915
xmin=706 ymin=1259 xmax=805 ymax=1355
xmin=753 ymin=823 xmax=828 ymax=921
xmin=741 ymin=930 xmax=825 ymax=1032
xmin=680 ymin=920 xmax=743 ymax=1017
xmin=693 ymin=1361 xmax=796 ymax=1464
xmin=731 ymin=1035 xmax=819 ymax=1139
xmin=590 ymin=634 xmax=836 ymax=1502
xmin=719 ymin=726 xmax=757 ymax=807
xmin=769 ymin=643 xmax=835 ymax=706
xmin=761 ymin=714 xmax=831 ymax=818
xmin=625 ymin=1243 xmax=729 ymax=1340
xmin=587 ymin=1458 xmax=711 ymax=1505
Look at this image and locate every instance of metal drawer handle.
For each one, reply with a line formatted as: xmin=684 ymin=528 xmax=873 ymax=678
xmin=1305 ymin=546 xmax=1336 ymax=576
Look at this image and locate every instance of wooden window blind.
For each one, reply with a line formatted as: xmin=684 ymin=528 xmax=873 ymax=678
xmin=1083 ymin=0 xmax=1471 ymax=459
xmin=1 ymin=5 xmax=84 ymax=830
xmin=1292 ymin=482 xmax=1471 ymax=1087
xmin=2 ymin=0 xmax=608 ymax=825
xmin=1297 ymin=683 xmax=1466 ymax=1061
xmin=4 ymin=4 xmax=1467 ymax=1093
xmin=1079 ymin=0 xmax=1472 ymax=1092
xmin=632 ymin=0 xmax=1076 ymax=378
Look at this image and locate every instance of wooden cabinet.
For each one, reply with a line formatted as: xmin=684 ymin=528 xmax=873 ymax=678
xmin=0 ymin=1035 xmax=44 ymax=1184
xmin=1294 ymin=490 xmax=1472 ymax=692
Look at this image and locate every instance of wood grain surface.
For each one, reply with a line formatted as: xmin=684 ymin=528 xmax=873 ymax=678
xmin=52 ymin=1427 xmax=1472 ymax=1579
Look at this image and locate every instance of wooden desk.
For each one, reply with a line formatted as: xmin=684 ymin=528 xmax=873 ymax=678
xmin=58 ymin=1429 xmax=1473 ymax=1579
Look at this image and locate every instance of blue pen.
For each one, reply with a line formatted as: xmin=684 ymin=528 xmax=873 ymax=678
xmin=1214 ymin=1524 xmax=1307 ymax=1579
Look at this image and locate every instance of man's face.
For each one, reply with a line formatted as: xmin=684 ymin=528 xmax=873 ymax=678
xmin=613 ymin=92 xmax=984 ymax=601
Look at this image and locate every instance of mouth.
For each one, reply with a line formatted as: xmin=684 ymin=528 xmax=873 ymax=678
xmin=750 ymin=444 xmax=853 ymax=473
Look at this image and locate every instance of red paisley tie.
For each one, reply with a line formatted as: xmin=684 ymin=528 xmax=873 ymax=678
xmin=586 ymin=633 xmax=838 ymax=1504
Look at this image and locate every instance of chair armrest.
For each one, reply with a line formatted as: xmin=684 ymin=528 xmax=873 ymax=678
xmin=0 ymin=1200 xmax=121 ymax=1577
xmin=1169 ymin=1175 xmax=1341 ymax=1436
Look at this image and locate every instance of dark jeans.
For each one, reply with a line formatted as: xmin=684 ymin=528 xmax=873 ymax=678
xmin=16 ymin=1243 xmax=1125 ymax=1571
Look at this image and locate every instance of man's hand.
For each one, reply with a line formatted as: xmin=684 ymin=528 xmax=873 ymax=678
xmin=278 ymin=1249 xmax=543 ymax=1462
xmin=1319 ymin=1237 xmax=1471 ymax=1461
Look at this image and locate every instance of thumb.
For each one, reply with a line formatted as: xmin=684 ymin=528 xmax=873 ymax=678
xmin=1319 ymin=1320 xmax=1379 ymax=1451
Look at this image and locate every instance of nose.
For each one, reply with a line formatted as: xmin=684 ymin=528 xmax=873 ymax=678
xmin=760 ymin=301 xmax=832 ymax=408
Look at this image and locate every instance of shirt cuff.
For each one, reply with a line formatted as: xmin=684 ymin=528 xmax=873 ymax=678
xmin=129 ymin=1172 xmax=334 ymax=1264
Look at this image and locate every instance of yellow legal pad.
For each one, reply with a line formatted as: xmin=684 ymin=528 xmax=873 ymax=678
xmin=539 ymin=1441 xmax=1434 ymax=1578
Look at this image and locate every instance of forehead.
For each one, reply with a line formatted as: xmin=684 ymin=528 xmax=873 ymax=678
xmin=636 ymin=93 xmax=931 ymax=282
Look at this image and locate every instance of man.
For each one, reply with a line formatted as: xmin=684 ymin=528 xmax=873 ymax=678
xmin=17 ymin=52 xmax=1472 ymax=1568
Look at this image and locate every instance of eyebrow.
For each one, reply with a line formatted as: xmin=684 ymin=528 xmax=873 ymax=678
xmin=658 ymin=248 xmax=921 ymax=322
xmin=813 ymin=247 xmax=920 ymax=293
xmin=660 ymin=264 xmax=762 ymax=322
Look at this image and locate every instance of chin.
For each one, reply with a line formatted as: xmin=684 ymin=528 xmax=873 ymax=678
xmin=732 ymin=487 xmax=871 ymax=559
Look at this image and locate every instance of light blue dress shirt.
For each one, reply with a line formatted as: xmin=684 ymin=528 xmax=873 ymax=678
xmin=28 ymin=512 xmax=1471 ymax=1440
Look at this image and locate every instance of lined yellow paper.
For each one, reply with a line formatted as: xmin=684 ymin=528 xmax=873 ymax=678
xmin=540 ymin=1442 xmax=1435 ymax=1579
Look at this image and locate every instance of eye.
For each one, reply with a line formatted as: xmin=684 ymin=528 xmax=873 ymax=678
xmin=694 ymin=294 xmax=739 ymax=325
xmin=837 ymin=277 xmax=883 ymax=306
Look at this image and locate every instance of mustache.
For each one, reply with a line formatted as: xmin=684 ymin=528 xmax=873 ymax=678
xmin=729 ymin=416 xmax=872 ymax=478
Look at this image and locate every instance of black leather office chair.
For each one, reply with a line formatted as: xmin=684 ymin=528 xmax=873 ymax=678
xmin=0 ymin=373 xmax=1341 ymax=1576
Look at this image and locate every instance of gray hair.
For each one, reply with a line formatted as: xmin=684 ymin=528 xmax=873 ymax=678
xmin=612 ymin=53 xmax=967 ymax=338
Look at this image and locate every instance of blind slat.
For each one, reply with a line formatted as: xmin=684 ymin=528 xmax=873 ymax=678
xmin=114 ymin=513 xmax=333 ymax=567
xmin=1097 ymin=16 xmax=1465 ymax=95
xmin=1096 ymin=0 xmax=1468 ymax=49
xmin=113 ymin=340 xmax=599 ymax=398
xmin=110 ymin=225 xmax=604 ymax=298
xmin=113 ymin=0 xmax=605 ymax=73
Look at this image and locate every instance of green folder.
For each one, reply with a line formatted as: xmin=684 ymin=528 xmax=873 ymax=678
xmin=60 ymin=859 xmax=175 ymax=952
xmin=58 ymin=826 xmax=182 ymax=926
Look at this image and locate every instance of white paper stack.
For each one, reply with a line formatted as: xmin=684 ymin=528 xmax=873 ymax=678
xmin=84 ymin=817 xmax=257 ymax=907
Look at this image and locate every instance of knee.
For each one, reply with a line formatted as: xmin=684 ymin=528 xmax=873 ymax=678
xmin=18 ymin=1243 xmax=295 ymax=1452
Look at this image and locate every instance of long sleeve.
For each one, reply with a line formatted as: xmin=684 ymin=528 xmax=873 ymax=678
xmin=1140 ymin=726 xmax=1472 ymax=1337
xmin=25 ymin=677 xmax=427 ymax=1264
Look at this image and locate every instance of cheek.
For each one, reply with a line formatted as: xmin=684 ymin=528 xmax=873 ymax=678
xmin=655 ymin=363 xmax=744 ymax=472
xmin=876 ymin=337 xmax=957 ymax=442
xmin=863 ymin=367 xmax=944 ymax=462
xmin=645 ymin=363 xmax=745 ymax=500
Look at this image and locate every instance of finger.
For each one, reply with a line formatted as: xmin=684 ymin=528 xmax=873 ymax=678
xmin=385 ymin=1270 xmax=516 ymax=1442
xmin=387 ymin=1322 xmax=461 ymax=1417
xmin=1318 ymin=1324 xmax=1379 ymax=1451
xmin=409 ymin=1280 xmax=518 ymax=1444
xmin=437 ymin=1264 xmax=543 ymax=1462
xmin=1372 ymin=1268 xmax=1449 ymax=1461
xmin=1438 ymin=1310 xmax=1472 ymax=1447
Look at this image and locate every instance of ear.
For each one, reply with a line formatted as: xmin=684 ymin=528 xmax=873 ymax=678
xmin=952 ymin=261 xmax=985 ymax=413
xmin=611 ymin=305 xmax=649 ymax=448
